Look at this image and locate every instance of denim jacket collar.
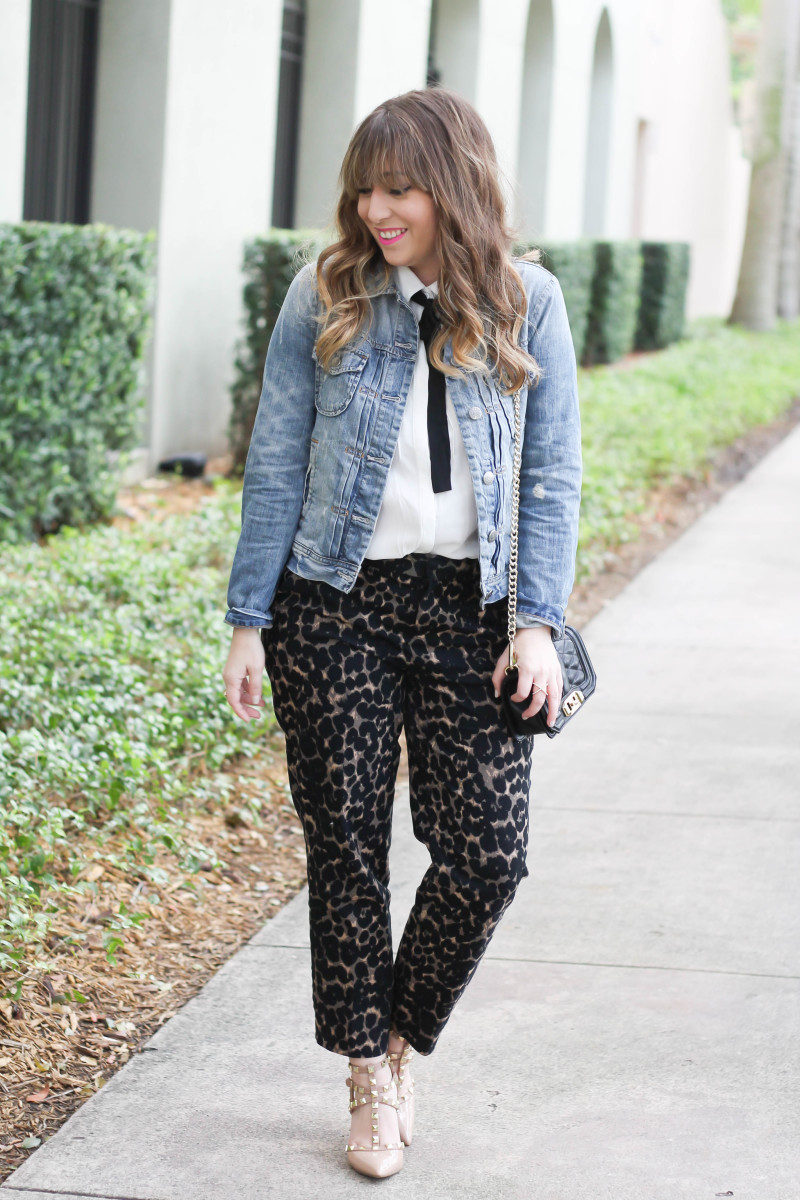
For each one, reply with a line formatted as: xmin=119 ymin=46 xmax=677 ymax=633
xmin=364 ymin=260 xmax=458 ymax=366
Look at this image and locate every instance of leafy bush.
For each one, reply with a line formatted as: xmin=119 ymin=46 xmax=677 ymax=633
xmin=0 ymin=221 xmax=156 ymax=544
xmin=635 ymin=241 xmax=691 ymax=350
xmin=576 ymin=315 xmax=800 ymax=575
xmin=514 ymin=238 xmax=596 ymax=363
xmin=228 ymin=228 xmax=328 ymax=472
xmin=582 ymin=239 xmax=644 ymax=366
xmin=0 ymin=485 xmax=267 ymax=972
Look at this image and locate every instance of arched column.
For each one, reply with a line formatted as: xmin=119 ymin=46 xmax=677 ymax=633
xmin=582 ymin=5 xmax=614 ymax=235
xmin=516 ymin=0 xmax=555 ymax=238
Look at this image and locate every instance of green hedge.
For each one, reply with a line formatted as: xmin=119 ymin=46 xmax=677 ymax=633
xmin=514 ymin=238 xmax=596 ymax=363
xmin=582 ymin=239 xmax=644 ymax=366
xmin=228 ymin=228 xmax=327 ymax=473
xmin=0 ymin=220 xmax=156 ymax=545
xmin=635 ymin=241 xmax=691 ymax=350
xmin=576 ymin=314 xmax=800 ymax=576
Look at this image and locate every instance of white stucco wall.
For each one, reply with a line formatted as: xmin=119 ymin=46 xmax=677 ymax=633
xmin=91 ymin=0 xmax=285 ymax=465
xmin=475 ymin=0 xmax=530 ymax=208
xmin=91 ymin=0 xmax=170 ymax=236
xmin=354 ymin=0 xmax=431 ymax=119
xmin=294 ymin=0 xmax=361 ymax=231
xmin=635 ymin=0 xmax=751 ymax=316
xmin=0 ymin=0 xmax=31 ymax=223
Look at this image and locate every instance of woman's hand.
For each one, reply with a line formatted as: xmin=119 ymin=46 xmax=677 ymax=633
xmin=223 ymin=628 xmax=267 ymax=722
xmin=491 ymin=626 xmax=563 ymax=728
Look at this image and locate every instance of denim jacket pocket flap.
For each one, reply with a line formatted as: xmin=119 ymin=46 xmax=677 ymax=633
xmin=312 ymin=344 xmax=369 ymax=415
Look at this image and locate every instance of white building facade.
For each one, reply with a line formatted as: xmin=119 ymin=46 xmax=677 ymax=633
xmin=0 ymin=0 xmax=750 ymax=472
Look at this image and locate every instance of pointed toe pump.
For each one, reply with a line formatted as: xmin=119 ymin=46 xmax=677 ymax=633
xmin=345 ymin=1054 xmax=404 ymax=1178
xmin=387 ymin=1034 xmax=415 ymax=1145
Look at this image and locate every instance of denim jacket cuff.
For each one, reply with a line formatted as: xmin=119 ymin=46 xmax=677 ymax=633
xmin=515 ymin=604 xmax=564 ymax=639
xmin=514 ymin=613 xmax=547 ymax=629
xmin=225 ymin=608 xmax=273 ymax=630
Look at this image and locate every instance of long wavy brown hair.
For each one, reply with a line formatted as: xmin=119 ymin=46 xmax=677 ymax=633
xmin=303 ymin=87 xmax=543 ymax=395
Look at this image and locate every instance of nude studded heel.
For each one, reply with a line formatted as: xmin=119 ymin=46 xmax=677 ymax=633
xmin=387 ymin=1033 xmax=416 ymax=1145
xmin=345 ymin=1055 xmax=404 ymax=1178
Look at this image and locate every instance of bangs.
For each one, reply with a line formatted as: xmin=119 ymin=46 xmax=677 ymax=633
xmin=343 ymin=115 xmax=429 ymax=197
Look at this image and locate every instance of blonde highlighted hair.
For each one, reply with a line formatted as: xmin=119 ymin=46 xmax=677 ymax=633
xmin=303 ymin=87 xmax=543 ymax=395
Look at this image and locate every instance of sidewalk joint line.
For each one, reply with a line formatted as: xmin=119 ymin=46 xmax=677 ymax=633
xmin=479 ymin=955 xmax=799 ymax=979
xmin=236 ymin=943 xmax=798 ymax=979
xmin=533 ymin=805 xmax=800 ymax=822
xmin=242 ymin=942 xmax=308 ymax=951
xmin=1 ymin=1187 xmax=164 ymax=1200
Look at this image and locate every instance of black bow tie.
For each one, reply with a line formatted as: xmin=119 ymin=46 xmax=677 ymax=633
xmin=411 ymin=288 xmax=451 ymax=493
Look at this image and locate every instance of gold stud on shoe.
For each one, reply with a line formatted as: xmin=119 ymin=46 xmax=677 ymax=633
xmin=345 ymin=1056 xmax=404 ymax=1178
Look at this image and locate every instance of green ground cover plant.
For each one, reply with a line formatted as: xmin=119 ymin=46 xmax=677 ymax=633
xmin=0 ymin=492 xmax=267 ymax=978
xmin=2 ymin=314 xmax=799 ymax=979
xmin=576 ymin=315 xmax=800 ymax=575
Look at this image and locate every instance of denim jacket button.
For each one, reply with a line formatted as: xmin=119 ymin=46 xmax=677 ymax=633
xmin=482 ymin=470 xmax=494 ymax=484
xmin=487 ymin=529 xmax=497 ymax=542
xmin=468 ymin=406 xmax=481 ymax=420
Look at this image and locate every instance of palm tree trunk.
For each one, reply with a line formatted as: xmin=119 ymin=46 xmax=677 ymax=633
xmin=730 ymin=0 xmax=796 ymax=328
xmin=777 ymin=0 xmax=800 ymax=318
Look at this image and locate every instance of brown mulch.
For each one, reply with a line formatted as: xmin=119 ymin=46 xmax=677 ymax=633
xmin=0 ymin=730 xmax=309 ymax=1173
xmin=2 ymin=397 xmax=799 ymax=1179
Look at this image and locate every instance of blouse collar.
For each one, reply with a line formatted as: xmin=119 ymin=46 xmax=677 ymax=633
xmin=394 ymin=263 xmax=439 ymax=305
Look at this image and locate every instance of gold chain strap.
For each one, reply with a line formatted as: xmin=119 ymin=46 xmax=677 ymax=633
xmin=506 ymin=387 xmax=523 ymax=672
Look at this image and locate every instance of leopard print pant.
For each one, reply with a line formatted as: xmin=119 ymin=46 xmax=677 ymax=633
xmin=261 ymin=552 xmax=534 ymax=1058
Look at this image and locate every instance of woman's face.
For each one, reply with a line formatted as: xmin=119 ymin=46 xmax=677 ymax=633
xmin=357 ymin=178 xmax=440 ymax=285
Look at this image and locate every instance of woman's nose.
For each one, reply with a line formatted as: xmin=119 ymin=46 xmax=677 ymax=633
xmin=367 ymin=188 xmax=392 ymax=221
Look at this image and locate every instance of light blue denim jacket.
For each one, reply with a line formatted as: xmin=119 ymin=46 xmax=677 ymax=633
xmin=225 ymin=256 xmax=582 ymax=638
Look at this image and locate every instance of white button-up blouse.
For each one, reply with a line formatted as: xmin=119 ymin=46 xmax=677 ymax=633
xmin=363 ymin=264 xmax=546 ymax=630
xmin=363 ymin=263 xmax=480 ymax=562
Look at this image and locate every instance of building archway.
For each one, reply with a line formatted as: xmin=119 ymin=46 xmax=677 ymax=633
xmin=582 ymin=5 xmax=614 ymax=235
xmin=516 ymin=0 xmax=555 ymax=240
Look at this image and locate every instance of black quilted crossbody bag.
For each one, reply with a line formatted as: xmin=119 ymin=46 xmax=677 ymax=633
xmin=499 ymin=387 xmax=597 ymax=739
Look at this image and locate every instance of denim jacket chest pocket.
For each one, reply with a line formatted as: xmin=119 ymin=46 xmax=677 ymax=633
xmin=312 ymin=343 xmax=370 ymax=415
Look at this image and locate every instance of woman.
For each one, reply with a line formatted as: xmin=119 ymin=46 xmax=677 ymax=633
xmin=222 ymin=86 xmax=582 ymax=1179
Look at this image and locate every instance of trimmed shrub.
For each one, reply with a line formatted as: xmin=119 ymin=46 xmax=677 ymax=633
xmin=228 ymin=228 xmax=327 ymax=473
xmin=522 ymin=239 xmax=596 ymax=363
xmin=635 ymin=241 xmax=691 ymax=350
xmin=0 ymin=221 xmax=156 ymax=544
xmin=582 ymin=240 xmax=644 ymax=366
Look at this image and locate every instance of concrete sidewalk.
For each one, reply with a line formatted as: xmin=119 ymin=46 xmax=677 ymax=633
xmin=5 ymin=427 xmax=799 ymax=1200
